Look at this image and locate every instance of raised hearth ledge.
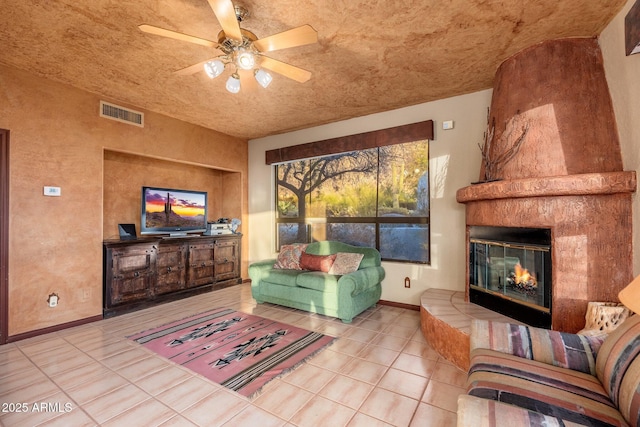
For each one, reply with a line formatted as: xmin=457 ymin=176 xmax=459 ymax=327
xmin=456 ymin=171 xmax=636 ymax=203
xmin=420 ymin=288 xmax=521 ymax=371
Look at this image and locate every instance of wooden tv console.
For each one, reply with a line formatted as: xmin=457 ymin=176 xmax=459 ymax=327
xmin=103 ymin=234 xmax=242 ymax=317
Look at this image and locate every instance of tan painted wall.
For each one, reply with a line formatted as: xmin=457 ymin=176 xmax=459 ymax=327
xmin=600 ymin=0 xmax=640 ymax=276
xmin=0 ymin=65 xmax=248 ymax=337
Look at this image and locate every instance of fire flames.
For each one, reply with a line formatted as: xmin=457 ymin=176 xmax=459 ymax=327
xmin=514 ymin=263 xmax=537 ymax=288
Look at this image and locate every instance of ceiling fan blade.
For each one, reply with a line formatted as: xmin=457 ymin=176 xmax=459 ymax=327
xmin=173 ymin=59 xmax=216 ymax=76
xmin=138 ymin=24 xmax=218 ymax=48
xmin=253 ymin=25 xmax=318 ymax=53
xmin=237 ymin=69 xmax=259 ymax=92
xmin=260 ymin=56 xmax=312 ymax=83
xmin=207 ymin=0 xmax=243 ymax=42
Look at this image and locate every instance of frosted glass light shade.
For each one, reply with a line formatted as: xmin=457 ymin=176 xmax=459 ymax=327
xmin=254 ymin=69 xmax=273 ymax=88
xmin=203 ymin=60 xmax=224 ymax=79
xmin=236 ymin=51 xmax=255 ymax=70
xmin=225 ymin=74 xmax=241 ymax=93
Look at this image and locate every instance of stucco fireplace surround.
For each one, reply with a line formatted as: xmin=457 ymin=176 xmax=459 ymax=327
xmin=457 ymin=37 xmax=636 ymax=333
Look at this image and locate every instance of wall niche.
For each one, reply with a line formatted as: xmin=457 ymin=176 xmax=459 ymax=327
xmin=103 ymin=150 xmax=241 ymax=240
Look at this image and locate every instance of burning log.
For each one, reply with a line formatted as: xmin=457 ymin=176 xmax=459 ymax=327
xmin=507 ymin=263 xmax=538 ymax=295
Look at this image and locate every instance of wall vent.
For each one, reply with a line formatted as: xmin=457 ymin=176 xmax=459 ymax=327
xmin=99 ymin=101 xmax=144 ymax=127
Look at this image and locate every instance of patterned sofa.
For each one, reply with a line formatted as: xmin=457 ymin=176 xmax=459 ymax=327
xmin=248 ymin=241 xmax=384 ymax=323
xmin=458 ymin=315 xmax=640 ymax=426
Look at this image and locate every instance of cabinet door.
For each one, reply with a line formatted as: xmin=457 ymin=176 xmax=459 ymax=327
xmin=187 ymin=242 xmax=214 ymax=287
xmin=214 ymin=239 xmax=239 ymax=281
xmin=156 ymin=243 xmax=186 ymax=295
xmin=110 ymin=245 xmax=155 ymax=306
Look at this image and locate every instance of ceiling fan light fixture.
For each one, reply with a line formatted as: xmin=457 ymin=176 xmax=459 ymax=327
xmin=254 ymin=68 xmax=273 ymax=88
xmin=226 ymin=73 xmax=241 ymax=93
xmin=203 ymin=59 xmax=225 ymax=79
xmin=236 ymin=50 xmax=255 ymax=70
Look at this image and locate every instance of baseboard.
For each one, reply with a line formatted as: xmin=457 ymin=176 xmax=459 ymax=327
xmin=378 ymin=300 xmax=420 ymax=311
xmin=6 ymin=315 xmax=103 ymax=343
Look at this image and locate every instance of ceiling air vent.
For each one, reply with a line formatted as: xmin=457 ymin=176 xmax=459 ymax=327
xmin=99 ymin=101 xmax=144 ymax=127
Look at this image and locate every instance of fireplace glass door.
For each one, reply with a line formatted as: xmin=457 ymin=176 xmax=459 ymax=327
xmin=469 ymin=226 xmax=551 ymax=327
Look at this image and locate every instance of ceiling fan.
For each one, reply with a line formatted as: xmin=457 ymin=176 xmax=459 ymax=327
xmin=139 ymin=0 xmax=318 ymax=94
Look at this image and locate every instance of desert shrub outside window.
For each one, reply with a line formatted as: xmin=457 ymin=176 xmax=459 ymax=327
xmin=276 ymin=140 xmax=430 ymax=263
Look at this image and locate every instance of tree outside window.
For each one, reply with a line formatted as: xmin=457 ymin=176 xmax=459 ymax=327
xmin=276 ymin=140 xmax=429 ymax=263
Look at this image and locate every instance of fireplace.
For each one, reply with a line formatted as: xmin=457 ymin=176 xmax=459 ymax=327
xmin=456 ymin=38 xmax=636 ymax=332
xmin=469 ymin=226 xmax=551 ymax=328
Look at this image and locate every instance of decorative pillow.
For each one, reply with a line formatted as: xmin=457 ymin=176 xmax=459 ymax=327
xmin=273 ymin=243 xmax=308 ymax=270
xmin=328 ymin=252 xmax=364 ymax=275
xmin=299 ymin=252 xmax=337 ymax=273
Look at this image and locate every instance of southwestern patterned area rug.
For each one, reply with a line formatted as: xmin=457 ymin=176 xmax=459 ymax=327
xmin=128 ymin=308 xmax=336 ymax=398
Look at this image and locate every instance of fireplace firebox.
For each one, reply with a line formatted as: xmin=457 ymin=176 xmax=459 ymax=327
xmin=469 ymin=226 xmax=552 ymax=328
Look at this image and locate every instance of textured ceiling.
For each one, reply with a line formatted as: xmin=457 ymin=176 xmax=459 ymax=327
xmin=0 ymin=0 xmax=627 ymax=139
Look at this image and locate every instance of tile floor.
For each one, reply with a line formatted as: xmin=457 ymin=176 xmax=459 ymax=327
xmin=0 ymin=283 xmax=466 ymax=426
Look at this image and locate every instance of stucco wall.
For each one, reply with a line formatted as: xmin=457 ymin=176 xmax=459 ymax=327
xmin=0 ymin=65 xmax=249 ymax=337
xmin=248 ymin=90 xmax=492 ymax=305
xmin=600 ymin=0 xmax=640 ymax=275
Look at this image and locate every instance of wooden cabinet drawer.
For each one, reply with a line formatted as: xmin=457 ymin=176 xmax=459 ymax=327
xmin=187 ymin=242 xmax=214 ymax=287
xmin=156 ymin=243 xmax=186 ymax=295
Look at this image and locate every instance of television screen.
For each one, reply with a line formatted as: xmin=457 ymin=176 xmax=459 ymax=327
xmin=141 ymin=186 xmax=208 ymax=236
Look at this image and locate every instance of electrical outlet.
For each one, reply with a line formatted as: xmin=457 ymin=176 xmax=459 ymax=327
xmin=47 ymin=293 xmax=59 ymax=308
xmin=82 ymin=288 xmax=91 ymax=301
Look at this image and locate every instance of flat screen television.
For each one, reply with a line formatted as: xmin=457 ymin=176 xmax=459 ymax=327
xmin=141 ymin=186 xmax=208 ymax=237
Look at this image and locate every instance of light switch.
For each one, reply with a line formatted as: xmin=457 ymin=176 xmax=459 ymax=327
xmin=442 ymin=120 xmax=454 ymax=130
xmin=44 ymin=186 xmax=61 ymax=197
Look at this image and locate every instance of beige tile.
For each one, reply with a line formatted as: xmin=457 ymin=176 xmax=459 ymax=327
xmin=339 ymin=359 xmax=387 ymax=384
xmin=101 ymin=398 xmax=177 ymax=427
xmin=347 ymin=412 xmax=393 ymax=427
xmin=254 ymin=381 xmax=314 ymax=420
xmin=0 ymin=356 xmax=35 ymax=380
xmin=32 ymin=407 xmax=97 ymax=427
xmin=382 ymin=324 xmax=418 ymax=339
xmin=50 ymin=362 xmax=113 ymax=390
xmin=431 ymin=361 xmax=468 ymax=387
xmin=66 ymin=373 xmax=130 ymax=405
xmin=157 ymin=414 xmax=198 ymax=426
xmin=402 ymin=340 xmax=441 ymax=360
xmin=156 ymin=376 xmax=220 ymax=412
xmin=135 ymin=366 xmax=192 ymax=396
xmin=182 ymin=389 xmax=248 ymax=427
xmin=222 ymin=405 xmax=285 ymax=427
xmin=0 ymin=376 xmax=61 ymax=403
xmin=377 ymin=368 xmax=429 ymax=400
xmin=370 ymin=334 xmax=409 ymax=351
xmin=392 ymin=352 xmax=437 ymax=378
xmin=81 ymin=384 xmax=151 ymax=424
xmin=356 ymin=319 xmax=388 ymax=332
xmin=421 ymin=379 xmax=466 ymax=413
xmin=329 ymin=338 xmax=368 ymax=357
xmin=100 ymin=347 xmax=154 ymax=370
xmin=318 ymin=375 xmax=374 ymax=409
xmin=308 ymin=349 xmax=354 ymax=372
xmin=289 ymin=395 xmax=356 ymax=427
xmin=116 ymin=355 xmax=171 ymax=382
xmin=281 ymin=362 xmax=335 ymax=393
xmin=357 ymin=345 xmax=399 ymax=366
xmin=410 ymin=403 xmax=457 ymax=427
xmin=359 ymin=387 xmax=419 ymax=426
xmin=342 ymin=327 xmax=380 ymax=343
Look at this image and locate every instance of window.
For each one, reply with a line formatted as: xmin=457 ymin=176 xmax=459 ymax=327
xmin=276 ymin=140 xmax=430 ymax=263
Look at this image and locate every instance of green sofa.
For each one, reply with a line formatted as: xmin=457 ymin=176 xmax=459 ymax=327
xmin=248 ymin=241 xmax=385 ymax=323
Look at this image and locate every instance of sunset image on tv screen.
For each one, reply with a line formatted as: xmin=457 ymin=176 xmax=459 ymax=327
xmin=144 ymin=189 xmax=206 ymax=228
